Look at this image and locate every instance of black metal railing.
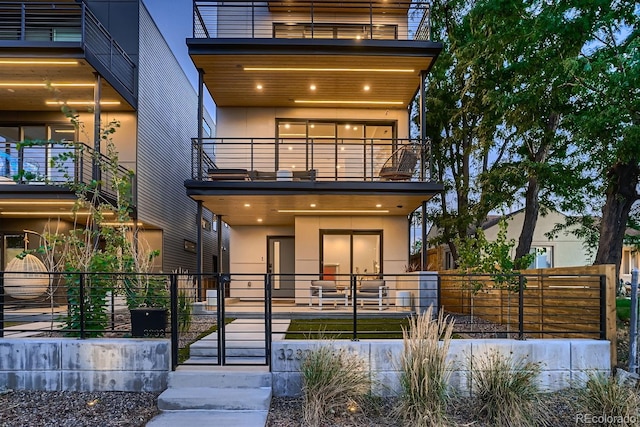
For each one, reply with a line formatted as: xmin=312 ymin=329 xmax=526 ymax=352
xmin=0 ymin=1 xmax=136 ymax=94
xmin=1 ymin=141 xmax=135 ymax=204
xmin=191 ymin=137 xmax=430 ymax=182
xmin=193 ymin=0 xmax=431 ymax=41
xmin=0 ymin=270 xmax=610 ymax=369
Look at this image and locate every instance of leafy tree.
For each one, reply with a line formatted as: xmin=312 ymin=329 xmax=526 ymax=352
xmin=564 ymin=1 xmax=639 ymax=273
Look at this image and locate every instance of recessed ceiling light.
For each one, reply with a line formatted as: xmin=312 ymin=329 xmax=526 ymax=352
xmin=310 ymin=84 xmax=316 ymax=91
xmin=376 ymin=204 xmax=382 ymax=208
xmin=310 ymin=124 xmax=315 ymax=128
xmin=288 ymin=146 xmax=293 ymax=150
xmin=310 ymin=204 xmax=317 ymax=208
xmin=257 ymin=218 xmax=263 ymax=222
xmin=284 ymin=123 xmax=290 ymax=129
xmin=256 ymin=84 xmax=263 ymax=90
xmin=353 ymin=126 xmax=358 ymax=130
xmin=345 ymin=124 xmax=351 ymax=129
xmin=244 ymin=203 xmax=251 ymax=207
xmin=364 ymin=85 xmax=370 ymax=91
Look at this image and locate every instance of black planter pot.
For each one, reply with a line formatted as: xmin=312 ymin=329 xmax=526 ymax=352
xmin=130 ymin=308 xmax=167 ymax=338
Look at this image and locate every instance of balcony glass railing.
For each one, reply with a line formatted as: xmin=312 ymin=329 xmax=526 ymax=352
xmin=193 ymin=0 xmax=431 ymax=41
xmin=0 ymin=141 xmax=135 ymax=205
xmin=191 ymin=137 xmax=431 ymax=183
xmin=0 ymin=1 xmax=136 ymax=95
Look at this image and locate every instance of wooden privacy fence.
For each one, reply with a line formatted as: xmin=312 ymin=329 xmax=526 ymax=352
xmin=439 ymin=265 xmax=616 ymax=362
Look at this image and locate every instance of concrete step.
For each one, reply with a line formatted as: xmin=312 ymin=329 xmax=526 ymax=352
xmin=189 ymin=340 xmax=270 ymax=357
xmin=157 ymin=386 xmax=272 ymax=411
xmin=146 ymin=409 xmax=268 ymax=427
xmin=181 ymin=356 xmax=270 ymax=365
xmin=168 ymin=367 xmax=271 ymax=389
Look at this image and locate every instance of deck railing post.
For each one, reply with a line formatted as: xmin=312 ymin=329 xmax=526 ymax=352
xmin=265 ymin=273 xmax=272 ymax=367
xmin=352 ymin=275 xmax=358 ymax=341
xmin=79 ymin=273 xmax=86 ymax=339
xmin=170 ymin=273 xmax=179 ymax=370
xmin=518 ymin=274 xmax=525 ymax=340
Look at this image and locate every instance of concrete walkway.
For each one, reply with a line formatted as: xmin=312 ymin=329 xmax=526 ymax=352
xmin=147 ymin=318 xmax=291 ymax=426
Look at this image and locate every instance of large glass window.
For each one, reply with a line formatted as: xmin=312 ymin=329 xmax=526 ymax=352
xmin=0 ymin=124 xmax=75 ymax=181
xmin=276 ymin=120 xmax=395 ymax=181
xmin=321 ymin=230 xmax=382 ymax=289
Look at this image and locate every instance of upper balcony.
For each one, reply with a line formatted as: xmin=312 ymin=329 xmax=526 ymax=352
xmin=193 ymin=0 xmax=431 ymax=41
xmin=192 ymin=137 xmax=431 ymax=182
xmin=0 ymin=1 xmax=137 ymax=110
xmin=188 ymin=1 xmax=441 ymax=109
xmin=0 ymin=141 xmax=135 ymax=208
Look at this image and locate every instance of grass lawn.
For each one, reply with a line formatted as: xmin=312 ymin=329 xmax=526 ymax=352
xmin=617 ymin=298 xmax=631 ymax=322
xmin=285 ymin=317 xmax=411 ymax=340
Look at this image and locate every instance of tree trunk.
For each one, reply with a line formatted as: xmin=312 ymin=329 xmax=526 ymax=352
xmin=515 ymin=176 xmax=540 ymax=261
xmin=594 ymin=161 xmax=640 ymax=274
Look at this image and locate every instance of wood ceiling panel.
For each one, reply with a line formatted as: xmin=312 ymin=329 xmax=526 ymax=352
xmin=192 ymin=193 xmax=434 ymax=226
xmin=0 ymin=58 xmax=133 ymax=111
xmin=192 ymin=54 xmax=432 ymax=108
xmin=267 ymin=0 xmax=412 ymax=14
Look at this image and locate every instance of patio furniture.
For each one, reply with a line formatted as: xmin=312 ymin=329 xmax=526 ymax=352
xmin=354 ymin=279 xmax=389 ymax=310
xmin=207 ymin=168 xmax=250 ymax=180
xmin=379 ymin=146 xmax=418 ymax=181
xmin=309 ymin=280 xmax=349 ymax=310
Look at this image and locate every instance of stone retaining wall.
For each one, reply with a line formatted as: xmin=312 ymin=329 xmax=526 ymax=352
xmin=0 ymin=338 xmax=170 ymax=392
xmin=271 ymin=339 xmax=611 ymax=397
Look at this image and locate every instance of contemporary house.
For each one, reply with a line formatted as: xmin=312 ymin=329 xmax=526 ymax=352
xmin=185 ymin=0 xmax=443 ymax=303
xmin=0 ymin=0 xmax=225 ymax=277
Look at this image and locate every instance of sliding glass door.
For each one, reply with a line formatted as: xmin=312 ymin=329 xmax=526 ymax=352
xmin=320 ymin=230 xmax=382 ymax=289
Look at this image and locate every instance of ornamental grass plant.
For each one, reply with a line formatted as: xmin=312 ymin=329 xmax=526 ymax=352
xmin=577 ymin=372 xmax=640 ymax=427
xmin=300 ymin=344 xmax=371 ymax=427
xmin=394 ymin=306 xmax=454 ymax=427
xmin=471 ymin=350 xmax=548 ymax=427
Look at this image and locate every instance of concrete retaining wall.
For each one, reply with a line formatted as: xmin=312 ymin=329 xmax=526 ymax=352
xmin=0 ymin=338 xmax=170 ymax=392
xmin=271 ymin=339 xmax=611 ymax=397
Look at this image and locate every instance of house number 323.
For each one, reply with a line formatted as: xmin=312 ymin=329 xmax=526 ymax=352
xmin=276 ymin=348 xmax=310 ymax=361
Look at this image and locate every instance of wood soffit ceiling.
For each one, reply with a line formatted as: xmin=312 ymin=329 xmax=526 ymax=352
xmin=192 ymin=193 xmax=435 ymax=226
xmin=0 ymin=58 xmax=134 ymax=112
xmin=267 ymin=0 xmax=412 ymax=14
xmin=192 ymin=53 xmax=434 ymax=108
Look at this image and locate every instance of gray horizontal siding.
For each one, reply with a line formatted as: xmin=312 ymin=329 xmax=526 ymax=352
xmin=136 ymin=4 xmax=221 ymax=273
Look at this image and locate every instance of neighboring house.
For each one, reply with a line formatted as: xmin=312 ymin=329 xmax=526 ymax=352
xmin=184 ymin=1 xmax=443 ymax=302
xmin=0 ymin=0 xmax=227 ymax=276
xmin=426 ymin=210 xmax=595 ymax=271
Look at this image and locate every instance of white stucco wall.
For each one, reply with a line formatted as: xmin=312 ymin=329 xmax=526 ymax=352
xmin=216 ymin=107 xmax=409 ymax=139
xmin=227 ymin=216 xmax=410 ymax=303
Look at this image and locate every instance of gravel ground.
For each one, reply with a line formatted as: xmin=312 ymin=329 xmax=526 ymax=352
xmin=0 ymin=390 xmax=159 ymax=427
xmin=266 ymin=389 xmax=584 ymax=426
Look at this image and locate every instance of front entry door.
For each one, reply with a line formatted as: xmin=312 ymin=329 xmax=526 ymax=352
xmin=267 ymin=236 xmax=295 ymax=299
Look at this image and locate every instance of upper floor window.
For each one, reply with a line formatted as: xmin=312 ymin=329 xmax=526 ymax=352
xmin=273 ymin=23 xmax=397 ymax=40
xmin=529 ymin=246 xmax=553 ymax=269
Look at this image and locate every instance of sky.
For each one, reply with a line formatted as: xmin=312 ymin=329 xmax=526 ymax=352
xmin=144 ymin=0 xmax=216 ymax=121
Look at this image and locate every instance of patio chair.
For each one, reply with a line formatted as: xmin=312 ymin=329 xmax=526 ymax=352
xmin=379 ymin=146 xmax=419 ymax=181
xmin=354 ymin=279 xmax=389 ymax=310
xmin=309 ymin=280 xmax=349 ymax=310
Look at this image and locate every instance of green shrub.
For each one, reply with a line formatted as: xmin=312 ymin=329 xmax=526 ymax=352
xmin=300 ymin=344 xmax=371 ymax=427
xmin=472 ymin=351 xmax=547 ymax=427
xmin=578 ymin=372 xmax=640 ymax=427
xmin=394 ymin=306 xmax=454 ymax=426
